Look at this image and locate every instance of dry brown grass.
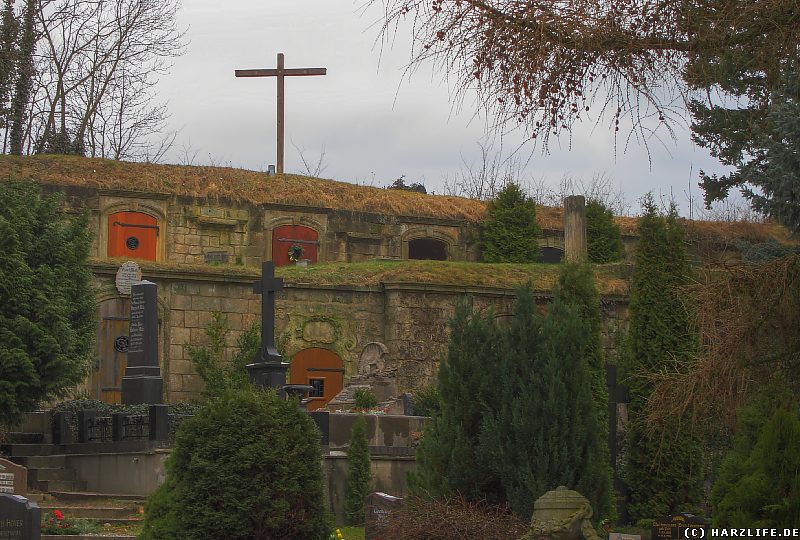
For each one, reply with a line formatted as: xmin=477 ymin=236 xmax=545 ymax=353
xmin=2 ymin=155 xmax=791 ymax=243
xmin=0 ymin=155 xmax=486 ymax=222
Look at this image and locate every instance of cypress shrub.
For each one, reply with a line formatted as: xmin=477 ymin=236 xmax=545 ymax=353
xmin=344 ymin=415 xmax=372 ymax=525
xmin=140 ymin=388 xmax=330 ymax=540
xmin=622 ymin=195 xmax=703 ymax=522
xmin=586 ymin=199 xmax=624 ymax=263
xmin=713 ymin=395 xmax=800 ymax=527
xmin=408 ymin=298 xmax=504 ymax=502
xmin=480 ymin=183 xmax=541 ymax=262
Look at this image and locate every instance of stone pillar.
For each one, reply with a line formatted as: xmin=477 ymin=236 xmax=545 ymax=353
xmin=564 ymin=195 xmax=587 ymax=263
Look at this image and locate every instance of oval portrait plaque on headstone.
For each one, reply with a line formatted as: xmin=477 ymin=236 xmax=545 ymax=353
xmin=115 ymin=261 xmax=142 ymax=296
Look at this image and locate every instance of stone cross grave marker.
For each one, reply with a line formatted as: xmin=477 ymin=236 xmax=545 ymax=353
xmin=0 ymin=494 xmax=41 ymax=540
xmin=121 ymin=280 xmax=163 ymax=404
xmin=235 ymin=52 xmax=327 ymax=174
xmin=0 ymin=459 xmax=27 ymax=496
xmin=246 ymin=262 xmax=289 ymax=389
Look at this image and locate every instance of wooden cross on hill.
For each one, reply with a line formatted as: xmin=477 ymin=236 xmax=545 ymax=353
xmin=235 ymin=52 xmax=327 ymax=174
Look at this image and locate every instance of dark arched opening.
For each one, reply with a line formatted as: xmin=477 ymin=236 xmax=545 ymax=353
xmin=408 ymin=238 xmax=447 ymax=260
xmin=539 ymin=247 xmax=564 ymax=264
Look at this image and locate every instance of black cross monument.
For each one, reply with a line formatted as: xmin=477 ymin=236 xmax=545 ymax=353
xmin=247 ymin=262 xmax=289 ymax=389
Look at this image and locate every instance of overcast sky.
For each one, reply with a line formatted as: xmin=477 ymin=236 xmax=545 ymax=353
xmin=155 ymin=0 xmax=730 ymax=216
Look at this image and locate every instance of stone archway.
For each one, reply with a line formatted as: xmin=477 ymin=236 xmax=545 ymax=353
xmin=289 ymin=348 xmax=344 ymax=411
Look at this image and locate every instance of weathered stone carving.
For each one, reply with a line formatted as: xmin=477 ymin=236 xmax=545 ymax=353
xmin=520 ymin=486 xmax=599 ymax=540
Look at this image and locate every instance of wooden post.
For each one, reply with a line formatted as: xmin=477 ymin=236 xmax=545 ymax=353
xmin=235 ymin=53 xmax=327 ymax=174
xmin=564 ymin=195 xmax=588 ymax=263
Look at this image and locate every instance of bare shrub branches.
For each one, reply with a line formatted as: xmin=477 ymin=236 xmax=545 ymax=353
xmin=646 ymin=254 xmax=800 ymax=430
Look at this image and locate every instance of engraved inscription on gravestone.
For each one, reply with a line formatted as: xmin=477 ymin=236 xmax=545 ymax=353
xmin=128 ymin=286 xmax=145 ymax=355
xmin=0 ymin=494 xmax=41 ymax=540
xmin=0 ymin=459 xmax=27 ymax=496
xmin=365 ymin=492 xmax=403 ymax=540
xmin=115 ymin=261 xmax=142 ymax=296
xmin=651 ymin=513 xmax=708 ymax=540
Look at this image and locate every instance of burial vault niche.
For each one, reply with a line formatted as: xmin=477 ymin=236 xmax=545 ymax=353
xmin=108 ymin=211 xmax=159 ymax=261
xmin=272 ymin=224 xmax=319 ymax=266
xmin=289 ymin=348 xmax=344 ymax=411
xmin=539 ymin=246 xmax=564 ymax=264
xmin=408 ymin=237 xmax=448 ymax=261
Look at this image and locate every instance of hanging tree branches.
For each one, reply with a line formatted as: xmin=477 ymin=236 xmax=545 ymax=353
xmin=370 ymin=0 xmax=800 ymax=147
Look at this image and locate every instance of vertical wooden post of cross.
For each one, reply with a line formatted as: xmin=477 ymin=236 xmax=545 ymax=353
xmin=235 ymin=53 xmax=327 ymax=174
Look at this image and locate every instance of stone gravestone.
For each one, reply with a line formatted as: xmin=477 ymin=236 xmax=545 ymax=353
xmin=651 ymin=513 xmax=708 ymax=540
xmin=365 ymin=492 xmax=403 ymax=540
xmin=0 ymin=494 xmax=41 ymax=540
xmin=115 ymin=260 xmax=142 ymax=296
xmin=609 ymin=534 xmax=641 ymax=540
xmin=121 ymin=280 xmax=163 ymax=404
xmin=0 ymin=459 xmax=27 ymax=496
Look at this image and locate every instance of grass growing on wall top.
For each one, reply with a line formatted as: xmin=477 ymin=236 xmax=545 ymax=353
xmin=89 ymin=257 xmax=628 ymax=295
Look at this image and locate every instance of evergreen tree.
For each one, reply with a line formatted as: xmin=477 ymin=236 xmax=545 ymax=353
xmin=344 ymin=415 xmax=372 ymax=525
xmin=482 ymin=286 xmax=611 ymax=519
xmin=7 ymin=0 xmax=34 ymax=155
xmin=0 ymin=181 xmax=95 ymax=427
xmin=140 ymin=388 xmax=330 ymax=540
xmin=408 ymin=298 xmax=504 ymax=502
xmin=586 ymin=199 xmax=624 ymax=263
xmin=622 ymin=195 xmax=703 ymax=522
xmin=413 ymin=285 xmax=611 ymax=521
xmin=713 ymin=395 xmax=800 ymax=527
xmin=481 ymin=182 xmax=541 ymax=263
xmin=693 ymin=64 xmax=800 ymax=233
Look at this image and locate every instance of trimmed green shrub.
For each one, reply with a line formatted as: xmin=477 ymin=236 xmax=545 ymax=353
xmin=353 ymin=388 xmax=378 ymax=410
xmin=586 ymin=199 xmax=624 ymax=263
xmin=480 ymin=183 xmax=541 ymax=263
xmin=140 ymin=388 xmax=330 ymax=540
xmin=344 ymin=416 xmax=372 ymax=525
xmin=0 ymin=181 xmax=95 ymax=427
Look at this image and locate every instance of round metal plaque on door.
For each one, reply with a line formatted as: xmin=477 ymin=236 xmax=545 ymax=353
xmin=126 ymin=236 xmax=140 ymax=250
xmin=114 ymin=335 xmax=130 ymax=353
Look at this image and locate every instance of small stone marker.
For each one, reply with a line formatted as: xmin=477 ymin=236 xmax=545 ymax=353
xmin=203 ymin=251 xmax=229 ymax=264
xmin=115 ymin=260 xmax=142 ymax=295
xmin=0 ymin=494 xmax=41 ymax=540
xmin=651 ymin=513 xmax=708 ymax=540
xmin=365 ymin=492 xmax=403 ymax=540
xmin=121 ymin=280 xmax=163 ymax=404
xmin=0 ymin=459 xmax=27 ymax=496
xmin=609 ymin=534 xmax=641 ymax=540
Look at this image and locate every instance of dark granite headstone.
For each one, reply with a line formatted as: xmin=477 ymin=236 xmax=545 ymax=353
xmin=651 ymin=513 xmax=708 ymax=540
xmin=121 ymin=280 xmax=163 ymax=404
xmin=0 ymin=494 xmax=41 ymax=540
xmin=0 ymin=459 xmax=27 ymax=496
xmin=365 ymin=492 xmax=403 ymax=540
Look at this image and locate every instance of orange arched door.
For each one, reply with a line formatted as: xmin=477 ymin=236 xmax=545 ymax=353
xmin=272 ymin=225 xmax=318 ymax=266
xmin=290 ymin=348 xmax=344 ymax=411
xmin=108 ymin=212 xmax=158 ymax=261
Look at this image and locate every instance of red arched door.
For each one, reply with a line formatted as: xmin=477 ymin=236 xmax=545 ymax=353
xmin=108 ymin=212 xmax=158 ymax=260
xmin=290 ymin=348 xmax=344 ymax=411
xmin=272 ymin=225 xmax=318 ymax=266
